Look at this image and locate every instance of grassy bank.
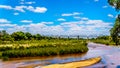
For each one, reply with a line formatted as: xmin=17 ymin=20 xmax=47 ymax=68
xmin=90 ymin=39 xmax=115 ymax=45
xmin=0 ymin=39 xmax=88 ymax=59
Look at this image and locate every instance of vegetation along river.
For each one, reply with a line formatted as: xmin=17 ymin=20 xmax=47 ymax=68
xmin=0 ymin=42 xmax=120 ymax=68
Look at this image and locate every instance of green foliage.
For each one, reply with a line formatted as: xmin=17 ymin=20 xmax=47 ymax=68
xmin=2 ymin=44 xmax=88 ymax=58
xmin=108 ymin=0 xmax=120 ymax=45
xmin=33 ymin=34 xmax=42 ymax=40
xmin=0 ymin=30 xmax=13 ymax=41
xmin=96 ymin=36 xmax=110 ymax=40
xmin=11 ymin=31 xmax=27 ymax=41
xmin=0 ymin=52 xmax=2 ymax=58
xmin=110 ymin=17 xmax=120 ymax=45
xmin=0 ymin=40 xmax=88 ymax=58
xmin=108 ymin=0 xmax=120 ymax=11
xmin=0 ymin=30 xmax=58 ymax=42
xmin=0 ymin=30 xmax=88 ymax=59
xmin=91 ymin=39 xmax=115 ymax=45
xmin=90 ymin=36 xmax=116 ymax=45
xmin=25 ymin=32 xmax=32 ymax=40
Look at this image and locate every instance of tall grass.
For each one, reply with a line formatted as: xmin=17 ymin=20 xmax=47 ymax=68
xmin=0 ymin=39 xmax=88 ymax=58
xmin=90 ymin=39 xmax=115 ymax=45
xmin=2 ymin=44 xmax=88 ymax=58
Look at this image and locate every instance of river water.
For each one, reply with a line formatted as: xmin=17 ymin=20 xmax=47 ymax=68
xmin=0 ymin=42 xmax=120 ymax=68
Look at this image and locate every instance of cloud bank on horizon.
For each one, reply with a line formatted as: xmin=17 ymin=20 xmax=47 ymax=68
xmin=0 ymin=0 xmax=117 ymax=37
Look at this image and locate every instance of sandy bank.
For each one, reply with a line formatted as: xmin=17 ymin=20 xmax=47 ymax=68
xmin=41 ymin=57 xmax=101 ymax=68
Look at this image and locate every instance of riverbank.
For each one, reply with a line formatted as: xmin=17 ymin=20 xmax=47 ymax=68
xmin=0 ymin=40 xmax=88 ymax=59
xmin=90 ymin=39 xmax=120 ymax=46
xmin=41 ymin=57 xmax=101 ymax=68
xmin=0 ymin=42 xmax=120 ymax=68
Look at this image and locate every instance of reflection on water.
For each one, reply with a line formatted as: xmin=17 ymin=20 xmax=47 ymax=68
xmin=18 ymin=53 xmax=87 ymax=65
xmin=0 ymin=43 xmax=120 ymax=68
xmin=0 ymin=52 xmax=87 ymax=68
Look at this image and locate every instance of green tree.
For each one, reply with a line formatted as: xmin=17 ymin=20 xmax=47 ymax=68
xmin=0 ymin=30 xmax=12 ymax=41
xmin=97 ymin=36 xmax=110 ymax=40
xmin=110 ymin=18 xmax=120 ymax=45
xmin=11 ymin=31 xmax=27 ymax=41
xmin=108 ymin=0 xmax=120 ymax=11
xmin=108 ymin=0 xmax=120 ymax=45
xmin=34 ymin=34 xmax=41 ymax=40
xmin=25 ymin=32 xmax=32 ymax=40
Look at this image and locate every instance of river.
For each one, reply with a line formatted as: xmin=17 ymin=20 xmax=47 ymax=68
xmin=0 ymin=42 xmax=120 ymax=68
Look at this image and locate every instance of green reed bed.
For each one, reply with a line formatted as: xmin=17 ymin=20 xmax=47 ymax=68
xmin=0 ymin=40 xmax=88 ymax=59
xmin=2 ymin=45 xmax=88 ymax=58
xmin=0 ymin=40 xmax=87 ymax=51
xmin=1 ymin=40 xmax=88 ymax=59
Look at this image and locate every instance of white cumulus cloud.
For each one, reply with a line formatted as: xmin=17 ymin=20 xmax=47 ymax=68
xmin=57 ymin=18 xmax=66 ymax=21
xmin=14 ymin=12 xmax=19 ymax=15
xmin=62 ymin=12 xmax=83 ymax=16
xmin=0 ymin=5 xmax=47 ymax=13
xmin=108 ymin=14 xmax=114 ymax=18
xmin=14 ymin=6 xmax=27 ymax=12
xmin=15 ymin=6 xmax=47 ymax=13
xmin=0 ymin=19 xmax=10 ymax=23
xmin=102 ymin=6 xmax=108 ymax=8
xmin=33 ymin=7 xmax=47 ymax=13
xmin=0 ymin=5 xmax=12 ymax=9
xmin=0 ymin=24 xmax=17 ymax=27
xmin=20 ymin=0 xmax=36 ymax=5
xmin=1 ymin=18 xmax=112 ymax=37
xmin=20 ymin=20 xmax=32 ymax=23
xmin=26 ymin=2 xmax=35 ymax=4
xmin=81 ymin=17 xmax=89 ymax=20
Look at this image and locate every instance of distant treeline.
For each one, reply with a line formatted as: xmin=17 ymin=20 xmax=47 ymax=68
xmin=0 ymin=30 xmax=83 ymax=41
xmin=0 ymin=30 xmax=59 ymax=41
xmin=94 ymin=36 xmax=110 ymax=40
xmin=0 ymin=30 xmax=112 ymax=41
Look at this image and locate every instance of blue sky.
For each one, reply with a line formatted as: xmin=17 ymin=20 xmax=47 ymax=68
xmin=0 ymin=0 xmax=118 ymax=36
